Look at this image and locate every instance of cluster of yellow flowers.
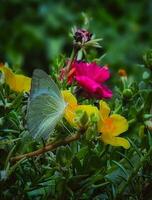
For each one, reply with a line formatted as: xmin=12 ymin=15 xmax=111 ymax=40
xmin=62 ymin=90 xmax=130 ymax=149
xmin=0 ymin=65 xmax=130 ymax=149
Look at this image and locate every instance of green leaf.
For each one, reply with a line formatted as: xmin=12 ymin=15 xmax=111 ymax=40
xmin=127 ymin=138 xmax=143 ymax=158
xmin=76 ymin=146 xmax=88 ymax=160
xmin=56 ymin=146 xmax=73 ymax=166
xmin=72 ymin=156 xmax=82 ymax=173
xmin=142 ymin=71 xmax=150 ymax=79
xmin=111 ymin=160 xmax=128 ymax=177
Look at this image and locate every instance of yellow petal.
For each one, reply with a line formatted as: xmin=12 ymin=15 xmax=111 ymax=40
xmin=0 ymin=65 xmax=31 ymax=92
xmin=73 ymin=105 xmax=100 ymax=127
xmin=99 ymin=100 xmax=110 ymax=120
xmin=109 ymin=114 xmax=128 ymax=136
xmin=76 ymin=105 xmax=99 ymax=118
xmin=61 ymin=91 xmax=100 ymax=127
xmin=64 ymin=107 xmax=77 ymax=126
xmin=61 ymin=90 xmax=77 ymax=106
xmin=101 ymin=135 xmax=130 ymax=149
xmin=61 ymin=90 xmax=78 ymax=126
xmin=100 ymin=114 xmax=128 ymax=136
xmin=10 ymin=74 xmax=31 ymax=92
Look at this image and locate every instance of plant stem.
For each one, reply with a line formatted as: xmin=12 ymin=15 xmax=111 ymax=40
xmin=121 ymin=77 xmax=128 ymax=90
xmin=128 ymin=118 xmax=136 ymax=125
xmin=114 ymin=146 xmax=152 ymax=200
xmin=65 ymin=48 xmax=78 ymax=74
xmin=11 ymin=133 xmax=80 ymax=163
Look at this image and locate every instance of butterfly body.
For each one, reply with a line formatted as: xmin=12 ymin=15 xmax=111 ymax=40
xmin=27 ymin=69 xmax=66 ymax=140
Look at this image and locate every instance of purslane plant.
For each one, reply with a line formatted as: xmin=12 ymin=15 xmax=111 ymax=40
xmin=0 ymin=29 xmax=152 ymax=200
xmin=0 ymin=63 xmax=129 ymax=151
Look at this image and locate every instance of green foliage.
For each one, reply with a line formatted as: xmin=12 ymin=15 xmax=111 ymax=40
xmin=0 ymin=0 xmax=151 ymax=74
xmin=0 ymin=1 xmax=152 ymax=199
xmin=0 ymin=55 xmax=152 ymax=199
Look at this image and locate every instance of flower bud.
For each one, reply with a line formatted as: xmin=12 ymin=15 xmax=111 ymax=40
xmin=123 ymin=89 xmax=133 ymax=99
xmin=74 ymin=29 xmax=92 ymax=43
xmin=118 ymin=69 xmax=127 ymax=77
xmin=75 ymin=110 xmax=88 ymax=128
xmin=85 ymin=126 xmax=96 ymax=141
xmin=139 ymin=125 xmax=145 ymax=138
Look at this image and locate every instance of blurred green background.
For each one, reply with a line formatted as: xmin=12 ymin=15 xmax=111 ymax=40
xmin=0 ymin=0 xmax=151 ymax=75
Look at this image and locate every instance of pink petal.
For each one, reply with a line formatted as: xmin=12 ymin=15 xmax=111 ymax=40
xmin=94 ymin=66 xmax=110 ymax=83
xmin=96 ymin=84 xmax=113 ymax=99
xmin=74 ymin=61 xmax=110 ymax=83
xmin=76 ymin=76 xmax=113 ymax=99
xmin=76 ymin=76 xmax=100 ymax=93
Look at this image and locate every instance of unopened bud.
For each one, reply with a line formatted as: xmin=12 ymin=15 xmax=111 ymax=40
xmin=139 ymin=125 xmax=145 ymax=138
xmin=75 ymin=110 xmax=88 ymax=128
xmin=123 ymin=89 xmax=133 ymax=98
xmin=74 ymin=29 xmax=92 ymax=43
xmin=118 ymin=69 xmax=127 ymax=77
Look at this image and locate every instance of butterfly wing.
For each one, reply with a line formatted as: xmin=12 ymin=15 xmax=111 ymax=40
xmin=27 ymin=69 xmax=66 ymax=140
xmin=30 ymin=69 xmax=62 ymax=100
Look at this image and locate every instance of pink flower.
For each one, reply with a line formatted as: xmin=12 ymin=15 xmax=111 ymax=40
xmin=68 ymin=61 xmax=113 ymax=99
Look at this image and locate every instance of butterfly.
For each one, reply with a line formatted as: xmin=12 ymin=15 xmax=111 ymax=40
xmin=27 ymin=69 xmax=67 ymax=140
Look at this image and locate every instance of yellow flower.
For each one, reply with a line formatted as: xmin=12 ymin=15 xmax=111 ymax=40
xmin=98 ymin=100 xmax=130 ymax=149
xmin=61 ymin=90 xmax=99 ymax=127
xmin=61 ymin=90 xmax=78 ymax=126
xmin=0 ymin=64 xmax=31 ymax=92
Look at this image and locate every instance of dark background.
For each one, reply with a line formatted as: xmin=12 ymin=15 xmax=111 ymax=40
xmin=0 ymin=0 xmax=151 ymax=75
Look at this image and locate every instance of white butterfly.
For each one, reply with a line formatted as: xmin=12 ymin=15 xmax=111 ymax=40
xmin=27 ymin=69 xmax=67 ymax=140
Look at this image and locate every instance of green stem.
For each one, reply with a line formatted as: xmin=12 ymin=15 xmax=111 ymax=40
xmin=121 ymin=77 xmax=128 ymax=90
xmin=0 ymin=86 xmax=6 ymax=106
xmin=114 ymin=146 xmax=152 ymax=200
xmin=66 ymin=48 xmax=78 ymax=73
xmin=128 ymin=118 xmax=136 ymax=125
xmin=113 ymin=104 xmax=122 ymax=114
